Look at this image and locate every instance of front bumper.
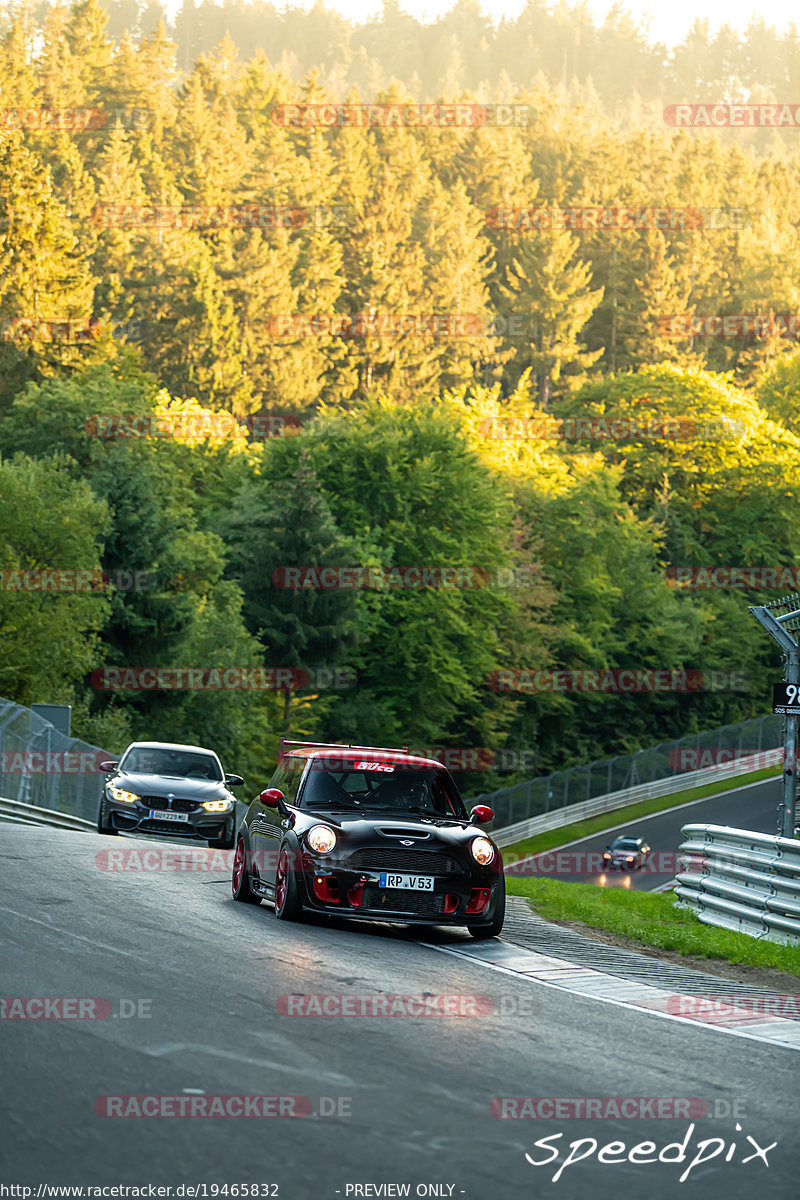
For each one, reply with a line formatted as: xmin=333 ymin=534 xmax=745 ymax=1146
xmin=104 ymin=794 xmax=232 ymax=840
xmin=294 ymin=860 xmax=503 ymax=926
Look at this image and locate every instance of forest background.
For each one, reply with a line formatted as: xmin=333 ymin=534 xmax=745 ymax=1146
xmin=1 ymin=0 xmax=799 ymax=796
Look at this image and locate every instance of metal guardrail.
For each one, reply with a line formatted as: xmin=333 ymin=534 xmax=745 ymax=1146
xmin=0 ymin=797 xmax=95 ymax=831
xmin=492 ymin=749 xmax=782 ymax=846
xmin=675 ymin=823 xmax=800 ymax=944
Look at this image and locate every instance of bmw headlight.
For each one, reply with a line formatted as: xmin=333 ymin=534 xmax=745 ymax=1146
xmin=470 ymin=836 xmax=495 ymax=865
xmin=307 ymin=825 xmax=337 ymax=854
xmin=202 ymin=798 xmax=234 ymax=812
xmin=108 ymin=786 xmax=139 ymax=804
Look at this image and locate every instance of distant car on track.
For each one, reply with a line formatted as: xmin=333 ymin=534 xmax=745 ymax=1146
xmin=97 ymin=741 xmax=244 ymax=847
xmin=231 ymin=740 xmax=505 ymax=938
xmin=602 ymin=834 xmax=651 ymax=871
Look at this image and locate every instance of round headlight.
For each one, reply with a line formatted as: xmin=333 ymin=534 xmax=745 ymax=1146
xmin=470 ymin=836 xmax=495 ymax=865
xmin=307 ymin=825 xmax=337 ymax=854
xmin=202 ymin=798 xmax=234 ymax=812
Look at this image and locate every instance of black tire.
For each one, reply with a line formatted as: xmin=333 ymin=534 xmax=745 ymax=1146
xmin=468 ymin=884 xmax=505 ymax=940
xmin=274 ymin=843 xmax=302 ymax=921
xmin=231 ymin=837 xmax=261 ymax=905
xmin=96 ymin=796 xmax=118 ymax=836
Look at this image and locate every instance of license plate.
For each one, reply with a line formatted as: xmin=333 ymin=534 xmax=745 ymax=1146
xmin=379 ymin=873 xmax=434 ymax=891
xmin=148 ymin=809 xmax=189 ymax=822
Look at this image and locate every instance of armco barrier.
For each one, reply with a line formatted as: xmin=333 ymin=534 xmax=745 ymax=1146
xmin=0 ymin=797 xmax=95 ymax=831
xmin=675 ymin=823 xmax=800 ymax=944
xmin=491 ymin=749 xmax=782 ymax=847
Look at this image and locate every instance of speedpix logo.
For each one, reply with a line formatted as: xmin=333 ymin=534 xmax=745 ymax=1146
xmin=522 ymin=1122 xmax=776 ymax=1183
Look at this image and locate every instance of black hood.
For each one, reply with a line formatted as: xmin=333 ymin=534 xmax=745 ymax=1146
xmin=114 ymin=772 xmax=230 ymax=800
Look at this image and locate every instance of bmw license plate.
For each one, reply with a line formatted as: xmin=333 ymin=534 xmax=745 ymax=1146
xmin=149 ymin=810 xmax=188 ymax=822
xmin=379 ymin=873 xmax=434 ymax=891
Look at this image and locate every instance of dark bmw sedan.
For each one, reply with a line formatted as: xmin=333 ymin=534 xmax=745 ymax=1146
xmin=97 ymin=741 xmax=244 ymax=847
xmin=231 ymin=740 xmax=505 ymax=938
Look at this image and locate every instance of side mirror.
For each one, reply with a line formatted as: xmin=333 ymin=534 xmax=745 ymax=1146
xmin=259 ymin=787 xmax=287 ymax=813
xmin=469 ymin=805 xmax=494 ymax=825
xmin=225 ymin=774 xmax=244 ymax=786
xmin=99 ymin=760 xmax=119 ymax=772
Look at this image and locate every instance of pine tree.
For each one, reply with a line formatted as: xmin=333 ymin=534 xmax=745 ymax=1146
xmin=501 ymin=224 xmax=604 ymax=406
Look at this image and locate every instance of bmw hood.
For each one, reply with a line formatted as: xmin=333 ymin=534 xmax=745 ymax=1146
xmin=113 ymin=773 xmax=230 ymax=800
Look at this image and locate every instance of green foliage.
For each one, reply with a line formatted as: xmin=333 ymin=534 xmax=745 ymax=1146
xmin=1 ymin=8 xmax=798 ymax=787
xmin=507 ymin=876 xmax=800 ymax=976
xmin=0 ymin=454 xmax=109 ymax=705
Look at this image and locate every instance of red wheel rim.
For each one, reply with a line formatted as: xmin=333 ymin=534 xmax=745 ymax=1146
xmin=275 ymin=849 xmax=287 ymax=910
xmin=232 ymin=839 xmax=245 ymax=892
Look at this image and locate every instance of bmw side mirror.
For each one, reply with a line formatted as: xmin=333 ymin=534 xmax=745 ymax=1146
xmin=469 ymin=805 xmax=494 ymax=825
xmin=99 ymin=760 xmax=118 ymax=772
xmin=225 ymin=774 xmax=244 ymax=786
xmin=259 ymin=787 xmax=288 ymax=814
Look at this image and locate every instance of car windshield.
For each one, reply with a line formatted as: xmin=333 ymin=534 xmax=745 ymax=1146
xmin=614 ymin=838 xmax=640 ymax=850
xmin=123 ymin=748 xmax=223 ymax=781
xmin=299 ymin=760 xmax=467 ymax=819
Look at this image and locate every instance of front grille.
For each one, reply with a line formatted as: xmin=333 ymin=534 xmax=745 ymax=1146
xmin=345 ymin=848 xmax=464 ymax=875
xmin=139 ymin=819 xmax=197 ymax=835
xmin=141 ymin=796 xmax=199 ymax=813
xmin=361 ymin=887 xmax=445 ymax=915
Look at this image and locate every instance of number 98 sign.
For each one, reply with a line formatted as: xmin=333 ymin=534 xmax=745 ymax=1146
xmin=773 ymin=682 xmax=800 ymax=714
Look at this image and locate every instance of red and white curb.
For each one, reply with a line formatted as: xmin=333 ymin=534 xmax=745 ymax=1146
xmin=427 ymin=937 xmax=800 ymax=1050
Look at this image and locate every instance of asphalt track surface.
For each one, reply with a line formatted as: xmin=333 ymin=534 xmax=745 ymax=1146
xmin=1 ymin=780 xmax=797 ymax=1200
xmin=506 ymin=776 xmax=784 ymax=889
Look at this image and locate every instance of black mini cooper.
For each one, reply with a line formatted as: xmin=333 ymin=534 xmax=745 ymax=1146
xmin=231 ymin=741 xmax=505 ymax=938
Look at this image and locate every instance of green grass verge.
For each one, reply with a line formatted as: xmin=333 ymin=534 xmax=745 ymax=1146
xmin=501 ymin=763 xmax=780 ymax=864
xmin=506 ymin=875 xmax=800 ymax=977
